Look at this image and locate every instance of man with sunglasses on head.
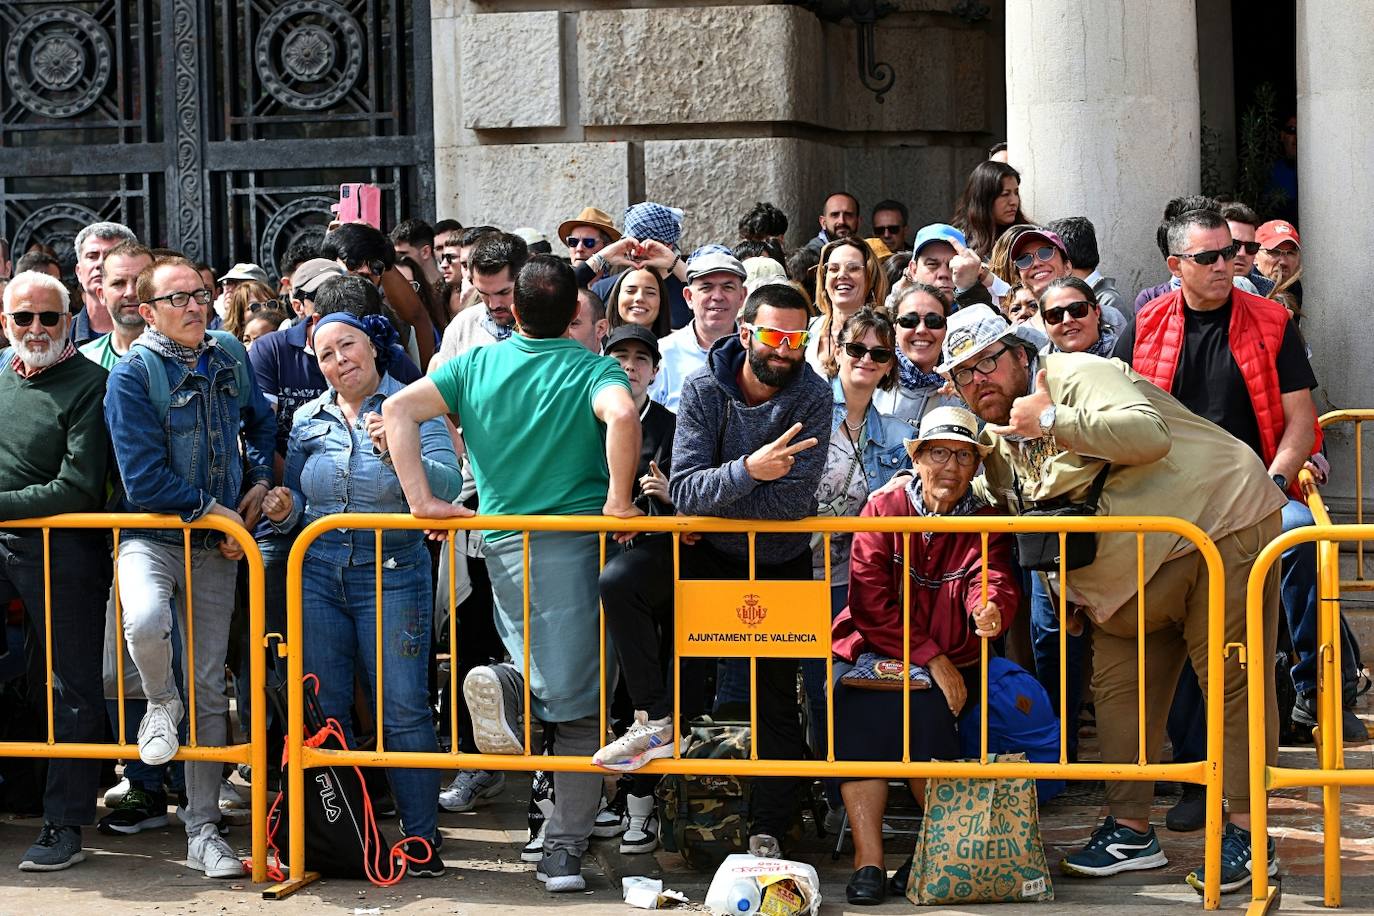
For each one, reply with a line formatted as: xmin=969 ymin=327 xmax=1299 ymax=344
xmin=103 ymin=256 xmax=277 ymax=879
xmin=669 ymin=280 xmax=831 ymax=856
xmin=941 ymin=302 xmax=1287 ymax=895
xmin=0 ymin=272 xmax=113 ymax=872
xmin=648 ymin=250 xmax=748 ymax=412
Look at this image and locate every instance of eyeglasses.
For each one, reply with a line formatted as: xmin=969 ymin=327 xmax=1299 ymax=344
xmin=439 ymin=253 xmax=459 ymax=264
xmin=951 ymin=343 xmax=1014 ymax=386
xmin=1013 ymin=246 xmax=1057 ymax=271
xmin=841 ymin=341 xmax=894 ymax=363
xmin=1042 ymin=300 xmax=1094 ymax=326
xmin=873 ymin=224 xmax=904 ymax=236
xmin=1237 ymin=241 xmax=1261 ymax=255
xmin=346 ymin=258 xmax=387 ymax=276
xmin=1171 ymin=242 xmax=1240 ymax=266
xmin=146 ymin=288 xmax=213 ymax=309
xmin=920 ymin=445 xmax=979 ymax=467
xmin=5 ymin=310 xmax=64 ymax=327
xmin=1261 ymin=246 xmax=1300 ymax=257
xmin=896 ymin=312 xmax=947 ymax=331
xmin=248 ymin=298 xmax=283 ymax=314
xmin=565 ymin=236 xmax=601 ymax=249
xmin=745 ymin=323 xmax=811 ymax=350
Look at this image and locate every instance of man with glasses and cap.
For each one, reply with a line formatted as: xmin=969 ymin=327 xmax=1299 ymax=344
xmin=0 ymin=271 xmax=113 ymax=872
xmin=669 ymin=280 xmax=831 ymax=856
xmin=104 ymin=256 xmax=277 ymax=880
xmin=940 ymin=301 xmax=1286 ymax=895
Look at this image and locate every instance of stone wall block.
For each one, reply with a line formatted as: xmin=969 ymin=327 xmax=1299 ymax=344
xmin=460 ymin=12 xmax=563 ymax=129
xmin=579 ymin=6 xmax=821 ymax=127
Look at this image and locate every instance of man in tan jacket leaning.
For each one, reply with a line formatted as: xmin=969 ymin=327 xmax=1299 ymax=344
xmin=937 ymin=304 xmax=1285 ymax=896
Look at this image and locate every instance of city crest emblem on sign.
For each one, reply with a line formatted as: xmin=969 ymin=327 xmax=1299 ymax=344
xmin=737 ymin=593 xmax=767 ymax=626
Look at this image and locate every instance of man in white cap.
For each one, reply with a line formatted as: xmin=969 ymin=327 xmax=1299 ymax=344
xmin=647 ymin=250 xmax=747 ymax=412
xmin=939 ymin=303 xmax=1286 ymax=896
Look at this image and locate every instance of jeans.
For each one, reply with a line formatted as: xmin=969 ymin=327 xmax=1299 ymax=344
xmin=1028 ymin=574 xmax=1086 ymax=760
xmin=300 ymin=546 xmax=439 ymax=842
xmin=1281 ymin=499 xmax=1358 ymax=697
xmin=117 ymin=538 xmax=237 ymax=835
xmin=0 ymin=529 xmax=109 ymax=826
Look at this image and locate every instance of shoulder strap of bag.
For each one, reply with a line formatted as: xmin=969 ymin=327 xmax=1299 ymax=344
xmin=1081 ymin=462 xmax=1112 ymax=512
xmin=130 ymin=344 xmax=171 ymax=420
xmin=207 ymin=329 xmax=253 ymax=412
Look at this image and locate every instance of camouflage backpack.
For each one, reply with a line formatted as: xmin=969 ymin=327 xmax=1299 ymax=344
xmin=655 ymin=719 xmax=751 ymax=870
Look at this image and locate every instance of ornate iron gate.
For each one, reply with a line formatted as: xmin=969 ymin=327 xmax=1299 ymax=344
xmin=0 ymin=0 xmax=433 ymax=278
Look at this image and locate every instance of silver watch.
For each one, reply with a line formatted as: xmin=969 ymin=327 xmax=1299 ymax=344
xmin=1037 ymin=404 xmax=1056 ymax=436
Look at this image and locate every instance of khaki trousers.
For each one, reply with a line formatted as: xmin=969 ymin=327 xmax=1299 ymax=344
xmin=1091 ymin=510 xmax=1282 ymax=820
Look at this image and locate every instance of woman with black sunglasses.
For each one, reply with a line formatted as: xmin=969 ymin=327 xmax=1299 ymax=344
xmin=873 ymin=282 xmax=962 ymax=429
xmin=1037 ymin=276 xmax=1116 ymax=357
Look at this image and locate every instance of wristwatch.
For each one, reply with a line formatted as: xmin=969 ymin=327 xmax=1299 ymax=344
xmin=1037 ymin=404 xmax=1056 ymax=436
xmin=1272 ymin=473 xmax=1288 ymax=491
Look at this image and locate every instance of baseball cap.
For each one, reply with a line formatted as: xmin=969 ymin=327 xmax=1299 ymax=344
xmin=290 ymin=258 xmax=346 ymax=296
xmin=601 ymin=324 xmax=661 ymax=364
xmin=936 ymin=303 xmax=1039 ymax=378
xmin=1010 ymin=228 xmax=1068 ymax=259
xmin=218 ymin=262 xmax=269 ymax=285
xmin=903 ymin=405 xmax=992 ymax=460
xmin=742 ymin=256 xmax=787 ymax=294
xmin=1256 ymin=219 xmax=1301 ymax=250
xmin=685 ymin=250 xmax=746 ymax=283
xmin=911 ymin=223 xmax=968 ymax=257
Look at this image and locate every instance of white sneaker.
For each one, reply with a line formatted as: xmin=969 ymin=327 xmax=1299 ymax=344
xmin=218 ymin=778 xmax=246 ymax=810
xmin=620 ymin=793 xmax=660 ymax=854
xmin=137 ymin=698 xmax=183 ymax=767
xmin=521 ymin=823 xmax=546 ymax=863
xmin=103 ymin=777 xmax=131 ymax=809
xmin=592 ymin=711 xmax=675 ymax=772
xmin=187 ymin=823 xmax=246 ymax=878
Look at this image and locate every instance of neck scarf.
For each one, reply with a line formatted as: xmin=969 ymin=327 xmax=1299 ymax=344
xmin=140 ymin=327 xmax=209 ymax=366
xmin=896 ymin=346 xmax=944 ymax=391
xmin=906 ymin=471 xmax=986 ymax=519
xmin=483 ymin=310 xmax=514 ymax=342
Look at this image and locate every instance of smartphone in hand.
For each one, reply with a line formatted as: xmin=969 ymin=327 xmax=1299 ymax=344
xmin=333 ymin=183 xmax=382 ymax=230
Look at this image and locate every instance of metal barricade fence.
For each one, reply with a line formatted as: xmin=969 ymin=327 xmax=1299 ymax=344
xmin=0 ymin=513 xmax=269 ymax=882
xmin=1318 ymin=409 xmax=1374 ymax=593
xmin=277 ymin=512 xmax=1230 ymax=906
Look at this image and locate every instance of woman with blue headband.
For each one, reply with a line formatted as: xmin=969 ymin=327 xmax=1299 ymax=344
xmin=262 ymin=311 xmax=461 ymax=877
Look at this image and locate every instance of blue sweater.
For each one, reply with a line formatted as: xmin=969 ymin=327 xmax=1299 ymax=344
xmin=669 ymin=336 xmax=832 ymax=564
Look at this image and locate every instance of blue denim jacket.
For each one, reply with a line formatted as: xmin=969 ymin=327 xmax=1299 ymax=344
xmin=106 ymin=338 xmax=275 ymax=548
xmin=830 ymin=376 xmax=913 ymax=488
xmin=276 ymin=374 xmax=462 ymax=566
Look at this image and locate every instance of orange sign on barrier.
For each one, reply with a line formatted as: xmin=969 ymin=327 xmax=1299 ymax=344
xmin=676 ymin=580 xmax=830 ymax=658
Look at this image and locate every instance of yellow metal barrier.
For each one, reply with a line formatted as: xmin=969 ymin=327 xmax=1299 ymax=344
xmin=1318 ymin=409 xmax=1374 ymax=592
xmin=277 ymin=512 xmax=1230 ymax=906
xmin=0 ymin=513 xmax=269 ymax=882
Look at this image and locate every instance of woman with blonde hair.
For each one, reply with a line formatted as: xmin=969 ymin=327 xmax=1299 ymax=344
xmin=806 ymin=237 xmax=889 ymax=377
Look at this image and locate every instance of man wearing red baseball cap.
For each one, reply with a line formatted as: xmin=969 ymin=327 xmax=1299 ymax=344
xmin=1255 ymin=219 xmax=1302 ymax=293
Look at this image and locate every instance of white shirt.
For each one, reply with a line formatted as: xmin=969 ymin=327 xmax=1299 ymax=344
xmin=433 ymin=305 xmax=501 ymax=369
xmin=648 ymin=320 xmax=719 ymax=413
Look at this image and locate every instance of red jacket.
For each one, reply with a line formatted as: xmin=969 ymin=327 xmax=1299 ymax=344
xmin=832 ymin=488 xmax=1020 ymax=669
xmin=1132 ymin=288 xmax=1320 ymax=486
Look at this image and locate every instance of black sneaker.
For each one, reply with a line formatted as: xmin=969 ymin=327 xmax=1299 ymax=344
xmin=1165 ymin=783 xmax=1206 ymax=833
xmin=1294 ymin=690 xmax=1368 ymax=743
xmin=98 ymin=787 xmax=170 ymax=835
xmin=1061 ymin=816 xmax=1168 ymax=877
xmin=1186 ymin=821 xmax=1277 ymax=894
xmin=19 ymin=823 xmax=84 ymax=871
xmin=405 ymin=837 xmax=446 ymax=878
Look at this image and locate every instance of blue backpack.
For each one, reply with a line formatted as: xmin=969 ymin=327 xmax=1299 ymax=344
xmin=959 ymin=656 xmax=1065 ymax=803
xmin=129 ymin=330 xmax=253 ymax=419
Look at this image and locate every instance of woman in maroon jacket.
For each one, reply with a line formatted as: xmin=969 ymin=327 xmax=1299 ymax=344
xmin=831 ymin=406 xmax=1021 ymax=905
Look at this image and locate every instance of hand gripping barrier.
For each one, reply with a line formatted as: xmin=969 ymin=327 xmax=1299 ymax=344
xmin=274 ymin=512 xmax=1229 ymax=906
xmin=0 ymin=513 xmax=268 ymax=882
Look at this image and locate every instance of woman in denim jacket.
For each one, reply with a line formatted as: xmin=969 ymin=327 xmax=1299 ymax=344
xmin=262 ymin=312 xmax=461 ymax=876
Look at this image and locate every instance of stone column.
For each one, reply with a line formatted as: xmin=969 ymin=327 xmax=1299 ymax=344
xmin=1296 ymin=2 xmax=1374 ymax=513
xmin=1005 ymin=0 xmax=1200 ymax=298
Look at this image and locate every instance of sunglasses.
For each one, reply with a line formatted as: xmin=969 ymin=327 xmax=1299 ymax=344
xmin=5 ymin=310 xmax=63 ymax=327
xmin=565 ymin=237 xmax=601 ymax=249
xmin=439 ymin=253 xmax=459 ymax=264
xmin=346 ymin=258 xmax=387 ymax=276
xmin=1171 ymin=242 xmax=1240 ymax=266
xmin=1013 ymin=246 xmax=1057 ymax=271
xmin=746 ymin=323 xmax=811 ymax=350
xmin=873 ymin=224 xmax=904 ymax=235
xmin=248 ymin=298 xmax=283 ymax=314
xmin=896 ymin=312 xmax=947 ymax=331
xmin=842 ymin=341 xmax=894 ymax=363
xmin=1237 ymin=240 xmax=1261 ymax=255
xmin=1042 ymin=300 xmax=1094 ymax=325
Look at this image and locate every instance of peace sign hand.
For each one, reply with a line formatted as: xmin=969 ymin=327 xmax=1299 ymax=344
xmin=744 ymin=422 xmax=818 ymax=482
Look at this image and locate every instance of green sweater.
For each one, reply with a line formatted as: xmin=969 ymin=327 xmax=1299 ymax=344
xmin=0 ymin=353 xmax=111 ymax=520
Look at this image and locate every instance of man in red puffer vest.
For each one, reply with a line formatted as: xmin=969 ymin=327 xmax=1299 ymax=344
xmin=1114 ymin=206 xmax=1361 ymax=830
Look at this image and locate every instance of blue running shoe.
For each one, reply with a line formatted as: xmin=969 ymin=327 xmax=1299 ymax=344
xmin=1186 ymin=822 xmax=1278 ymax=895
xmin=1061 ymin=816 xmax=1169 ymax=877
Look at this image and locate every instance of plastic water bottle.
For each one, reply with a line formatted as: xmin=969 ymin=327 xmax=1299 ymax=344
xmin=727 ymin=878 xmax=761 ymax=914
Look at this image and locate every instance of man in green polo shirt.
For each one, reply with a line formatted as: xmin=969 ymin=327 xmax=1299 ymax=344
xmin=78 ymin=242 xmax=154 ymax=370
xmin=385 ymin=254 xmax=641 ymax=893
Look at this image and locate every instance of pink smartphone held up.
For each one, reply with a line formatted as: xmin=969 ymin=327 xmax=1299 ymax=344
xmin=333 ymin=182 xmax=382 ymax=229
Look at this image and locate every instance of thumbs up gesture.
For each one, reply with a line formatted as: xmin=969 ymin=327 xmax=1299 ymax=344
xmin=986 ymin=368 xmax=1054 ymax=439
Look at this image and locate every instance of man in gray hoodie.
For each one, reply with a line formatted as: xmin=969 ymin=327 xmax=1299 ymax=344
xmin=669 ymin=280 xmax=831 ymax=849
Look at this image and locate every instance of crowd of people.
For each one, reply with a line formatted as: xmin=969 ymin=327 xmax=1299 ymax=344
xmin=0 ymin=141 xmax=1339 ymax=903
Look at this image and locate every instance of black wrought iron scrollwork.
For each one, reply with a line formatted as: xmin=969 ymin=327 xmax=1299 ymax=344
xmin=793 ymin=0 xmax=896 ymax=104
xmin=254 ymin=0 xmax=363 ymax=111
xmin=172 ymin=0 xmax=206 ymax=261
xmin=3 ymin=8 xmax=112 ymax=118
xmin=259 ymin=196 xmax=335 ymax=272
xmin=12 ymin=202 xmax=102 ymax=269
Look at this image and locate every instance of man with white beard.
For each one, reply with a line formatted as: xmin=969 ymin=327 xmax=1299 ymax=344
xmin=0 ymin=271 xmax=113 ymax=870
